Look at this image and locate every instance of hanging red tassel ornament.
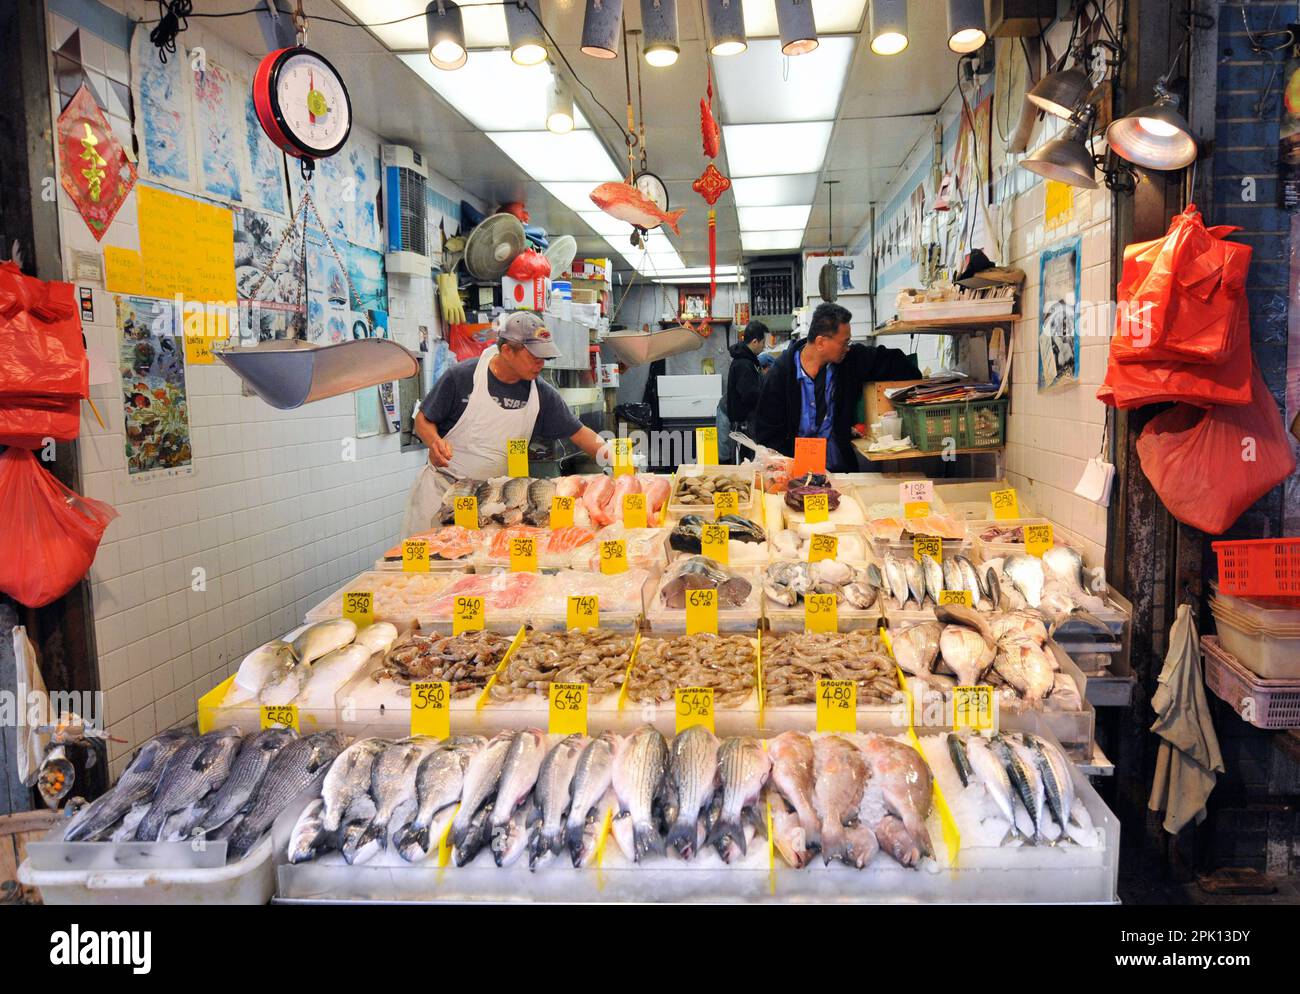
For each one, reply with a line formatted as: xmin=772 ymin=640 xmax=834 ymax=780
xmin=693 ymin=163 xmax=730 ymax=307
xmin=708 ymin=208 xmax=717 ymax=306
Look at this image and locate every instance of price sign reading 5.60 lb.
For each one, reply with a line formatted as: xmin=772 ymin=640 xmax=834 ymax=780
xmin=260 ymin=704 xmax=299 ymax=732
xmin=549 ymin=682 xmax=588 ymax=736
xmin=567 ymin=595 xmax=599 ymax=631
xmin=510 ymin=534 xmax=538 ymax=572
xmin=696 ymin=426 xmax=718 ymax=466
xmin=816 ymin=679 xmax=856 ymax=733
xmin=805 ymin=592 xmax=838 ymax=632
xmin=803 ymin=493 xmax=829 ymax=524
xmin=410 ymin=681 xmax=450 ymax=739
xmin=1025 ymin=524 xmax=1054 ymax=558
xmin=808 ymin=533 xmax=838 ymax=563
xmin=343 ymin=590 xmax=373 ymax=628
xmin=623 ymin=492 xmax=647 ymax=529
xmin=953 ymin=685 xmax=996 ymax=732
xmin=701 ymin=522 xmax=729 ymax=564
xmin=453 ymin=595 xmax=484 ymax=634
xmin=454 ymin=495 xmax=479 ymax=530
xmin=599 ymin=538 xmax=628 ymax=575
xmin=675 ymin=685 xmax=715 ymax=734
xmin=939 ymin=589 xmax=972 ymax=608
xmin=550 ymin=495 xmax=574 ymax=530
xmin=507 ymin=438 xmax=529 ymax=478
xmin=712 ymin=490 xmax=740 ymax=518
xmin=913 ymin=536 xmax=942 ymax=562
xmin=990 ymin=488 xmax=1020 ymax=520
xmin=402 ymin=539 xmax=429 ymax=573
xmin=685 ymin=588 xmax=718 ymax=635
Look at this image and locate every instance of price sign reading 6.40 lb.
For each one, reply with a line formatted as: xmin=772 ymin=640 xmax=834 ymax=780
xmin=260 ymin=704 xmax=299 ymax=732
xmin=454 ymin=495 xmax=479 ymax=530
xmin=402 ymin=539 xmax=429 ymax=573
xmin=612 ymin=438 xmax=634 ymax=477
xmin=507 ymin=438 xmax=529 ymax=478
xmin=410 ymin=681 xmax=450 ymax=739
xmin=453 ymin=595 xmax=484 ymax=634
xmin=808 ymin=533 xmax=838 ymax=563
xmin=675 ymin=686 xmax=715 ymax=734
xmin=816 ymin=679 xmax=856 ymax=733
xmin=509 ymin=534 xmax=538 ymax=572
xmin=343 ymin=591 xmax=373 ymax=628
xmin=803 ymin=492 xmax=829 ymax=524
xmin=1025 ymin=524 xmax=1054 ymax=558
xmin=549 ymin=682 xmax=588 ymax=736
xmin=599 ymin=538 xmax=628 ymax=575
xmin=567 ymin=595 xmax=599 ymax=631
xmin=913 ymin=536 xmax=942 ymax=563
xmin=805 ymin=592 xmax=838 ymax=633
xmin=953 ymin=685 xmax=996 ymax=732
xmin=550 ymin=495 xmax=575 ymax=530
xmin=685 ymin=588 xmax=718 ymax=635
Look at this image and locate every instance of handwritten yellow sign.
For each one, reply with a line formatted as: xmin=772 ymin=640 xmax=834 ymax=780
xmin=550 ymin=495 xmax=574 ymax=529
xmin=953 ymin=686 xmax=996 ymax=732
xmin=713 ymin=491 xmax=740 ymax=518
xmin=567 ymin=595 xmax=599 ymax=631
xmin=808 ymin=533 xmax=838 ymax=563
xmin=696 ymin=426 xmax=718 ymax=466
xmin=623 ymin=492 xmax=647 ymax=529
xmin=701 ymin=522 xmax=729 ymax=564
xmin=454 ymin=495 xmax=479 ymax=530
xmin=816 ymin=679 xmax=856 ymax=733
xmin=260 ymin=704 xmax=299 ymax=732
xmin=549 ymin=682 xmax=588 ymax=736
xmin=805 ymin=592 xmax=838 ymax=632
xmin=402 ymin=539 xmax=430 ymax=573
xmin=410 ymin=681 xmax=450 ymax=738
xmin=685 ymin=588 xmax=718 ymax=635
xmin=675 ymin=686 xmax=715 ymax=734
xmin=913 ymin=536 xmax=942 ymax=562
xmin=612 ymin=438 xmax=634 ymax=477
xmin=506 ymin=438 xmax=529 ymax=478
xmin=803 ymin=493 xmax=829 ymax=524
xmin=343 ymin=591 xmax=373 ymax=628
xmin=939 ymin=589 xmax=973 ymax=607
xmin=137 ymin=185 xmax=236 ymax=304
xmin=1025 ymin=524 xmax=1054 ymax=558
xmin=904 ymin=501 xmax=931 ymax=519
xmin=509 ymin=534 xmax=538 ymax=572
xmin=452 ymin=595 xmax=484 ymax=634
xmin=103 ymin=246 xmax=144 ymax=294
xmin=990 ymin=488 xmax=1020 ymax=520
xmin=599 ymin=539 xmax=628 ymax=575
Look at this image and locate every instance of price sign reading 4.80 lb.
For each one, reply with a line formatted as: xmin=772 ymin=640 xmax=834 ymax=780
xmin=343 ymin=590 xmax=373 ymax=627
xmin=260 ymin=704 xmax=299 ymax=732
xmin=510 ymin=534 xmax=538 ymax=572
xmin=808 ymin=533 xmax=838 ymax=563
xmin=939 ymin=589 xmax=973 ymax=608
xmin=410 ymin=681 xmax=450 ymax=739
xmin=953 ymin=686 xmax=996 ymax=732
xmin=913 ymin=536 xmax=942 ymax=562
xmin=803 ymin=492 xmax=829 ymax=524
xmin=805 ymin=592 xmax=838 ymax=633
xmin=623 ymin=492 xmax=647 ymax=529
xmin=701 ymin=522 xmax=729 ymax=564
xmin=549 ymin=682 xmax=588 ymax=736
xmin=1025 ymin=524 xmax=1054 ymax=558
xmin=452 ymin=595 xmax=484 ymax=634
xmin=685 ymin=588 xmax=718 ymax=635
xmin=599 ymin=538 xmax=628 ymax=575
xmin=567 ymin=595 xmax=599 ymax=631
xmin=402 ymin=539 xmax=429 ymax=573
xmin=712 ymin=490 xmax=740 ymax=518
xmin=454 ymin=495 xmax=479 ymax=530
xmin=550 ymin=495 xmax=574 ymax=530
xmin=990 ymin=488 xmax=1020 ymax=520
xmin=696 ymin=426 xmax=718 ymax=466
xmin=675 ymin=686 xmax=715 ymax=734
xmin=816 ymin=679 xmax=856 ymax=733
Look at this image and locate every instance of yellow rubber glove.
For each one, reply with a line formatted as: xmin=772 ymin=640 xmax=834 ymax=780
xmin=437 ymin=272 xmax=465 ymax=325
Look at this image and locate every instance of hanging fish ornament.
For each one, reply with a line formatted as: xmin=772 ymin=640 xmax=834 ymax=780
xmin=589 ymin=182 xmax=686 ymax=235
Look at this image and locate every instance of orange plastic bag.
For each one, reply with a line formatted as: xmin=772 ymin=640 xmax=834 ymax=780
xmin=0 ymin=448 xmax=117 ymax=607
xmin=0 ymin=261 xmax=87 ymax=399
xmin=1135 ymin=362 xmax=1296 ymax=534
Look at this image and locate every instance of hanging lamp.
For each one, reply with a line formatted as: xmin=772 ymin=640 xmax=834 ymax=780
xmin=581 ymin=0 xmax=623 ymax=59
xmin=946 ymin=0 xmax=986 ymax=54
xmin=704 ymin=0 xmax=746 ymax=56
xmin=776 ymin=0 xmax=818 ymax=56
xmin=1022 ymin=106 xmax=1099 ymax=189
xmin=869 ymin=0 xmax=908 ymax=56
xmin=642 ymin=0 xmax=680 ymax=67
xmin=426 ymin=0 xmax=467 ymax=70
xmin=505 ymin=0 xmax=547 ymax=65
xmin=1106 ymin=83 xmax=1198 ymax=169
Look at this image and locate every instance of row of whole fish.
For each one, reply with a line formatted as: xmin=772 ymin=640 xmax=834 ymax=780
xmin=439 ymin=477 xmax=557 ymax=528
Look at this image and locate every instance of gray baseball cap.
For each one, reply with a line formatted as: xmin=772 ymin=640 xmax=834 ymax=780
xmin=500 ymin=311 xmax=561 ymax=359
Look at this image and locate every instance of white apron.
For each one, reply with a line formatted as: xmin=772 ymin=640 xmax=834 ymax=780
xmin=400 ymin=346 xmax=541 ymax=537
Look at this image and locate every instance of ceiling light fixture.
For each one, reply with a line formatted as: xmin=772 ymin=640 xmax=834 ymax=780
xmin=642 ymin=0 xmax=680 ymax=67
xmin=581 ymin=0 xmax=623 ymax=59
xmin=869 ymin=0 xmax=908 ymax=56
xmin=705 ymin=0 xmax=747 ymax=56
xmin=1106 ymin=81 xmax=1198 ymax=170
xmin=546 ymin=75 xmax=574 ymax=133
xmin=776 ymin=0 xmax=818 ymax=56
xmin=1027 ymin=62 xmax=1093 ymax=119
xmin=946 ymin=0 xmax=986 ymax=54
xmin=1021 ymin=106 xmax=1099 ymax=189
xmin=505 ymin=0 xmax=547 ymax=65
xmin=426 ymin=0 xmax=468 ymax=70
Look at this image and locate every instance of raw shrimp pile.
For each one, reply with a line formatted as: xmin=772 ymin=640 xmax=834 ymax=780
xmin=626 ymin=633 xmax=757 ymax=707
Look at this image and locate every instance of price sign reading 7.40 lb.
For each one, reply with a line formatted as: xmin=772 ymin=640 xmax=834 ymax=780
xmin=803 ymin=492 xmax=829 ymax=524
xmin=453 ymin=595 xmax=484 ymax=634
xmin=506 ymin=438 xmax=529 ymax=478
xmin=509 ymin=534 xmax=538 ymax=572
xmin=549 ymin=682 xmax=588 ymax=736
xmin=260 ymin=704 xmax=299 ymax=732
xmin=701 ymin=522 xmax=729 ymax=564
xmin=550 ymin=495 xmax=574 ymax=529
xmin=816 ymin=679 xmax=856 ymax=733
xmin=454 ymin=495 xmax=479 ymax=530
xmin=953 ymin=685 xmax=996 ymax=732
xmin=913 ymin=536 xmax=942 ymax=562
xmin=808 ymin=533 xmax=838 ymax=563
xmin=402 ymin=539 xmax=429 ymax=573
xmin=567 ymin=595 xmax=599 ymax=631
xmin=990 ymin=488 xmax=1020 ymax=520
xmin=712 ymin=490 xmax=740 ymax=518
xmin=410 ymin=681 xmax=450 ymax=739
xmin=675 ymin=686 xmax=715 ymax=734
xmin=599 ymin=539 xmax=628 ymax=575
xmin=343 ymin=591 xmax=373 ymax=628
xmin=1025 ymin=524 xmax=1054 ymax=558
xmin=623 ymin=492 xmax=647 ymax=529
xmin=685 ymin=588 xmax=718 ymax=635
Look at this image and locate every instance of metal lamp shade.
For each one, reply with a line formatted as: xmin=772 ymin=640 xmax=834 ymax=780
xmin=505 ymin=0 xmax=547 ymax=65
xmin=642 ymin=0 xmax=680 ymax=66
xmin=1105 ymin=94 xmax=1198 ymax=170
xmin=1027 ymin=65 xmax=1093 ymax=119
xmin=426 ymin=0 xmax=467 ymax=70
xmin=581 ymin=0 xmax=623 ymax=59
xmin=705 ymin=0 xmax=746 ymax=56
xmin=777 ymin=0 xmax=818 ymax=55
xmin=1022 ymin=122 xmax=1098 ymax=189
xmin=947 ymin=0 xmax=986 ymax=54
xmin=869 ymin=0 xmax=908 ymax=55
xmin=546 ymin=77 xmax=574 ymax=134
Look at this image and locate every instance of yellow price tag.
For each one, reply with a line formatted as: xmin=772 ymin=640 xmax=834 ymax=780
xmin=343 ymin=591 xmax=374 ymax=627
xmin=803 ymin=493 xmax=830 ymax=524
xmin=939 ymin=589 xmax=973 ymax=607
xmin=506 ymin=438 xmax=529 ymax=478
xmin=184 ymin=333 xmax=215 ymax=365
xmin=509 ymin=534 xmax=538 ymax=572
xmin=816 ymin=679 xmax=856 ymax=733
xmin=410 ymin=681 xmax=450 ymax=739
xmin=696 ymin=426 xmax=718 ymax=466
xmin=675 ymin=685 xmax=715 ymax=734
xmin=953 ymin=686 xmax=996 ymax=732
xmin=713 ymin=491 xmax=740 ymax=518
xmin=452 ymin=595 xmax=484 ymax=634
xmin=567 ymin=595 xmax=599 ymax=631
xmin=685 ymin=588 xmax=718 ymax=635
xmin=612 ymin=438 xmax=634 ymax=477
xmin=808 ymin=533 xmax=838 ymax=563
xmin=701 ymin=522 xmax=729 ymax=564
xmin=623 ymin=492 xmax=648 ymax=529
xmin=1025 ymin=524 xmax=1054 ymax=558
xmin=805 ymin=592 xmax=838 ymax=632
xmin=454 ymin=495 xmax=479 ymax=530
xmin=913 ymin=536 xmax=942 ymax=562
xmin=599 ymin=539 xmax=628 ymax=575
xmin=548 ymin=682 xmax=589 ymax=736
xmin=990 ymin=488 xmax=1020 ymax=520
xmin=402 ymin=539 xmax=430 ymax=573
xmin=904 ymin=501 xmax=931 ymax=519
xmin=550 ymin=495 xmax=574 ymax=530
xmin=260 ymin=704 xmax=299 ymax=732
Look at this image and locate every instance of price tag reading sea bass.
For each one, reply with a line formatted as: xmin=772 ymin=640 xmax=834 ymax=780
xmin=402 ymin=539 xmax=430 ymax=573
xmin=343 ymin=591 xmax=374 ymax=628
xmin=913 ymin=536 xmax=942 ymax=562
xmin=685 ymin=588 xmax=718 ymax=635
xmin=1025 ymin=524 xmax=1054 ymax=558
xmin=696 ymin=426 xmax=718 ymax=466
xmin=260 ymin=704 xmax=299 ymax=732
xmin=567 ymin=595 xmax=599 ymax=631
xmin=506 ymin=438 xmax=529 ymax=478
xmin=816 ymin=679 xmax=856 ymax=733
xmin=808 ymin=533 xmax=838 ymax=563
xmin=623 ymin=492 xmax=648 ymax=529
xmin=452 ymin=595 xmax=484 ymax=634
xmin=712 ymin=491 xmax=740 ymax=518
xmin=953 ymin=686 xmax=996 ymax=732
xmin=904 ymin=501 xmax=931 ymax=519
xmin=899 ymin=480 xmax=935 ymax=505
xmin=548 ymin=682 xmax=588 ymax=736
xmin=701 ymin=522 xmax=730 ymax=564
xmin=939 ymin=589 xmax=973 ymax=607
xmin=675 ymin=686 xmax=716 ymax=734
xmin=599 ymin=539 xmax=628 ymax=575
xmin=454 ymin=495 xmax=479 ymax=530
xmin=805 ymin=592 xmax=838 ymax=633
xmin=803 ymin=493 xmax=829 ymax=524
xmin=990 ymin=488 xmax=1020 ymax=520
xmin=550 ymin=495 xmax=574 ymax=529
xmin=410 ymin=681 xmax=450 ymax=739
xmin=509 ymin=535 xmax=538 ymax=572
xmin=612 ymin=438 xmax=634 ymax=477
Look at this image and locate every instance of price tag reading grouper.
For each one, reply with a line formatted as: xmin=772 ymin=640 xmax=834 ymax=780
xmin=701 ymin=522 xmax=729 ymax=564
xmin=816 ymin=679 xmax=856 ymax=733
xmin=990 ymin=488 xmax=1020 ymax=520
xmin=808 ymin=533 xmax=838 ymax=563
xmin=548 ymin=682 xmax=588 ymax=736
xmin=454 ymin=495 xmax=479 ymax=530
xmin=599 ymin=539 xmax=628 ymax=575
xmin=675 ymin=686 xmax=715 ymax=734
xmin=913 ymin=536 xmax=942 ymax=562
xmin=506 ymin=438 xmax=529 ymax=478
xmin=343 ymin=591 xmax=374 ymax=628
xmin=550 ymin=495 xmax=574 ymax=529
xmin=567 ymin=595 xmax=599 ymax=631
xmin=453 ymin=595 xmax=484 ymax=634
xmin=953 ymin=686 xmax=996 ymax=732
xmin=410 ymin=681 xmax=450 ymax=739
xmin=1025 ymin=524 xmax=1054 ymax=558
xmin=803 ymin=493 xmax=829 ymax=524
xmin=260 ymin=704 xmax=299 ymax=732
xmin=685 ymin=588 xmax=718 ymax=635
xmin=805 ymin=592 xmax=838 ymax=633
xmin=510 ymin=534 xmax=538 ymax=572
xmin=623 ymin=492 xmax=647 ymax=529
xmin=402 ymin=539 xmax=430 ymax=573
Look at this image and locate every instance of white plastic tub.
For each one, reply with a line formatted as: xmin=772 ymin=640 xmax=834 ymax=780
xmin=1211 ymin=607 xmax=1300 ymax=680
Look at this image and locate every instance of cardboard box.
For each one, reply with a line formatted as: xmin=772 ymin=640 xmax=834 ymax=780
xmin=864 ymin=379 xmax=928 ymax=425
xmin=502 ymin=275 xmax=550 ymax=311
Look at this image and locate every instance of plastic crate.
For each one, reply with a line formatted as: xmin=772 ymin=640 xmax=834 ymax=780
xmin=1202 ymin=636 xmax=1300 ymax=729
xmin=892 ymin=398 xmax=1008 ymax=450
xmin=1211 ymin=538 xmax=1300 ymax=599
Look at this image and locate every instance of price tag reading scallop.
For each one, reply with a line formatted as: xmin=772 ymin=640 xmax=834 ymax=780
xmin=509 ymin=535 xmax=538 ymax=572
xmin=792 ymin=436 xmax=827 ymax=476
xmin=953 ymin=686 xmax=996 ymax=732
xmin=454 ymin=495 xmax=479 ymax=530
xmin=685 ymin=588 xmax=718 ymax=635
xmin=343 ymin=591 xmax=374 ymax=627
xmin=1025 ymin=524 xmax=1054 ymax=558
xmin=803 ymin=493 xmax=830 ymax=524
xmin=260 ymin=704 xmax=299 ymax=732
xmin=506 ymin=438 xmax=529 ymax=478
xmin=410 ymin=681 xmax=450 ymax=739
xmin=701 ymin=522 xmax=729 ymax=564
xmin=696 ymin=426 xmax=718 ymax=466
xmin=567 ymin=595 xmax=599 ymax=631
xmin=623 ymin=492 xmax=648 ymax=529
xmin=599 ymin=539 xmax=628 ymax=575
xmin=913 ymin=536 xmax=942 ymax=562
xmin=808 ymin=533 xmax=838 ymax=563
xmin=675 ymin=686 xmax=715 ymax=734
xmin=452 ymin=595 xmax=484 ymax=634
xmin=612 ymin=438 xmax=634 ymax=477
xmin=816 ymin=679 xmax=856 ymax=733
xmin=939 ymin=589 xmax=973 ymax=608
xmin=899 ymin=480 xmax=935 ymax=505
xmin=550 ymin=495 xmax=575 ymax=529
xmin=904 ymin=501 xmax=931 ymax=519
xmin=712 ymin=491 xmax=740 ymax=518
xmin=805 ymin=592 xmax=838 ymax=633
xmin=548 ymin=682 xmax=588 ymax=736
xmin=990 ymin=488 xmax=1020 ymax=520
xmin=402 ymin=539 xmax=430 ymax=573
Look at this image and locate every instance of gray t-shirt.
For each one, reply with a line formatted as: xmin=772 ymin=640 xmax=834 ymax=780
xmin=419 ymin=356 xmax=582 ymax=442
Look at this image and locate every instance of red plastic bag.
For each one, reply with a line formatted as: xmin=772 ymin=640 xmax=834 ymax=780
xmin=447 ymin=322 xmax=495 ymax=360
xmin=0 ymin=447 xmax=117 ymax=607
xmin=0 ymin=261 xmax=88 ymax=400
xmin=1135 ymin=362 xmax=1296 ymax=534
xmin=0 ymin=397 xmax=81 ymax=448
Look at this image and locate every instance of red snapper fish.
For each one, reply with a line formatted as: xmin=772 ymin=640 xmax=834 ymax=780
xmin=589 ymin=182 xmax=686 ymax=235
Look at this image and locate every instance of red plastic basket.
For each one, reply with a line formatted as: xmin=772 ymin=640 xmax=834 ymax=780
xmin=1212 ymin=538 xmax=1300 ymax=600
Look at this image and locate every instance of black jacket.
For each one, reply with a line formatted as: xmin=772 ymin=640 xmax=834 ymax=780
xmin=724 ymin=342 xmax=764 ymax=424
xmin=754 ymin=338 xmax=921 ymax=470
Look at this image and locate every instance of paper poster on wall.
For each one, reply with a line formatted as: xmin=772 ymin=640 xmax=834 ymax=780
xmin=289 ymin=141 xmax=382 ymax=250
xmin=343 ymin=146 xmax=382 ymax=250
xmin=103 ymin=246 xmax=144 ymax=294
xmin=130 ymin=25 xmax=193 ymax=189
xmin=354 ymin=387 xmax=384 ymax=438
xmin=1044 ymin=180 xmax=1074 ymax=232
xmin=379 ymin=380 xmax=401 ymax=433
xmin=234 ymin=207 xmax=306 ymax=342
xmin=1038 ymin=237 xmax=1082 ymax=391
xmin=192 ymin=62 xmax=243 ymax=202
xmin=1279 ymin=45 xmax=1300 ymax=210
xmin=305 ymin=228 xmax=349 ymax=343
xmin=118 ymin=295 xmax=193 ymax=480
xmin=137 ymin=185 xmax=237 ymax=304
xmin=347 ymin=243 xmax=389 ymax=313
xmin=242 ymin=91 xmax=287 ymax=215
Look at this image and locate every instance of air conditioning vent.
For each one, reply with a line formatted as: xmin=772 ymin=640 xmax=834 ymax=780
xmin=382 ymin=144 xmax=431 ymax=276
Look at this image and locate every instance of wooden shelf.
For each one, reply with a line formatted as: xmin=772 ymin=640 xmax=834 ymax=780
xmin=872 ymin=313 xmax=1020 ymax=335
xmin=853 ymin=439 xmax=1005 ymax=462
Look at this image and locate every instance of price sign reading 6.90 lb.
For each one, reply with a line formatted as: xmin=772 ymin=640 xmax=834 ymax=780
xmin=410 ymin=681 xmax=450 ymax=738
xmin=675 ymin=686 xmax=715 ymax=734
xmin=816 ymin=679 xmax=856 ymax=733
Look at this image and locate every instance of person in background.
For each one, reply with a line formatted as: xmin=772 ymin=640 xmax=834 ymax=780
xmin=719 ymin=321 xmax=768 ymax=462
xmin=754 ymin=303 xmax=920 ymax=472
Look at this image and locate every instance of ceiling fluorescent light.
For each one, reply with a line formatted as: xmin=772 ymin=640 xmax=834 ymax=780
xmin=654 ymin=274 xmax=741 ymax=284
xmin=723 ymin=122 xmax=833 ymax=177
xmin=542 ymin=182 xmax=604 ymax=212
xmin=741 ymin=229 xmax=804 ymax=250
xmin=578 ymin=210 xmax=633 ymax=237
xmin=731 ymin=174 xmax=819 ymax=206
xmin=737 ymin=204 xmax=812 ymax=230
xmin=487 ymin=132 xmax=621 ymax=181
xmin=713 ymin=38 xmax=852 ymax=124
xmin=399 ymin=52 xmax=589 ymax=130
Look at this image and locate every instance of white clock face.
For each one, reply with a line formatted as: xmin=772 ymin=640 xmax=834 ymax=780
xmin=275 ymin=52 xmax=350 ymax=154
xmin=636 ymin=172 xmax=668 ymax=210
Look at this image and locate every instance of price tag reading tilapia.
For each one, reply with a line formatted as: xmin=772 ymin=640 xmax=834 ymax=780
xmin=510 ymin=535 xmax=538 ymax=572
xmin=805 ymin=592 xmax=838 ymax=633
xmin=1025 ymin=524 xmax=1054 ymax=558
xmin=990 ymin=488 xmax=1020 ymax=520
xmin=675 ymin=685 xmax=715 ymax=734
xmin=803 ymin=493 xmax=829 ymax=524
xmin=402 ymin=539 xmax=430 ymax=573
xmin=816 ymin=679 xmax=856 ymax=734
xmin=808 ymin=533 xmax=838 ymax=563
xmin=953 ymin=686 xmax=996 ymax=732
xmin=696 ymin=426 xmax=718 ymax=466
xmin=913 ymin=536 xmax=942 ymax=562
xmin=551 ymin=495 xmax=575 ymax=529
xmin=548 ymin=682 xmax=588 ymax=736
xmin=260 ymin=704 xmax=299 ymax=732
xmin=567 ymin=595 xmax=599 ymax=631
xmin=453 ymin=495 xmax=479 ymax=530
xmin=599 ymin=539 xmax=628 ymax=575
xmin=701 ymin=522 xmax=729 ymax=564
xmin=938 ymin=589 xmax=972 ymax=607
xmin=685 ymin=588 xmax=718 ymax=635
xmin=343 ymin=591 xmax=374 ymax=628
xmin=452 ymin=595 xmax=484 ymax=634
xmin=506 ymin=438 xmax=529 ymax=478
xmin=410 ymin=681 xmax=450 ymax=739
xmin=713 ymin=491 xmax=740 ymax=518
xmin=623 ymin=492 xmax=648 ymax=529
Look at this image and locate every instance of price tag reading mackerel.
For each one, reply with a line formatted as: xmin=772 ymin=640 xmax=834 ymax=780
xmin=599 ymin=539 xmax=628 ymax=575
xmin=506 ymin=438 xmax=529 ymax=478
xmin=990 ymin=487 xmax=1020 ymax=520
xmin=701 ymin=522 xmax=729 ymax=564
xmin=939 ymin=589 xmax=973 ymax=608
xmin=913 ymin=536 xmax=942 ymax=562
xmin=402 ymin=539 xmax=430 ymax=573
xmin=953 ymin=686 xmax=996 ymax=732
xmin=611 ymin=438 xmax=634 ymax=477
xmin=899 ymin=480 xmax=935 ymax=506
xmin=675 ymin=686 xmax=715 ymax=734
xmin=816 ymin=679 xmax=856 ymax=733
xmin=803 ymin=492 xmax=829 ymax=524
xmin=548 ymin=682 xmax=588 ymax=736
xmin=454 ymin=495 xmax=479 ymax=530
xmin=808 ymin=533 xmax=838 ymax=563
xmin=343 ymin=590 xmax=374 ymax=627
xmin=805 ymin=592 xmax=838 ymax=633
xmin=509 ymin=534 xmax=538 ymax=572
xmin=1025 ymin=524 xmax=1054 ymax=558
xmin=567 ymin=595 xmax=599 ymax=631
xmin=685 ymin=588 xmax=718 ymax=635
xmin=623 ymin=492 xmax=648 ymax=529
xmin=550 ymin=495 xmax=574 ymax=529
xmin=260 ymin=704 xmax=299 ymax=732
xmin=452 ymin=595 xmax=484 ymax=634
xmin=713 ymin=490 xmax=740 ymax=518
xmin=696 ymin=426 xmax=718 ymax=466
xmin=904 ymin=500 xmax=931 ymax=519
xmin=410 ymin=681 xmax=450 ymax=739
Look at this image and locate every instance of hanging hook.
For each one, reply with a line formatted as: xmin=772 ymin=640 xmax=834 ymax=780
xmin=300 ymin=157 xmax=315 ymax=182
xmin=293 ymin=0 xmax=308 ymax=46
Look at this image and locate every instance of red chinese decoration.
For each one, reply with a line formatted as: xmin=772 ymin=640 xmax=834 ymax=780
xmin=695 ymin=67 xmax=730 ymax=309
xmin=692 ymin=162 xmax=731 ymax=207
xmin=57 ymin=85 xmax=136 ymax=241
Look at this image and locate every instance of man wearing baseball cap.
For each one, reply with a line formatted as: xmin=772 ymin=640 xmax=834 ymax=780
xmin=402 ymin=313 xmax=608 ymax=536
